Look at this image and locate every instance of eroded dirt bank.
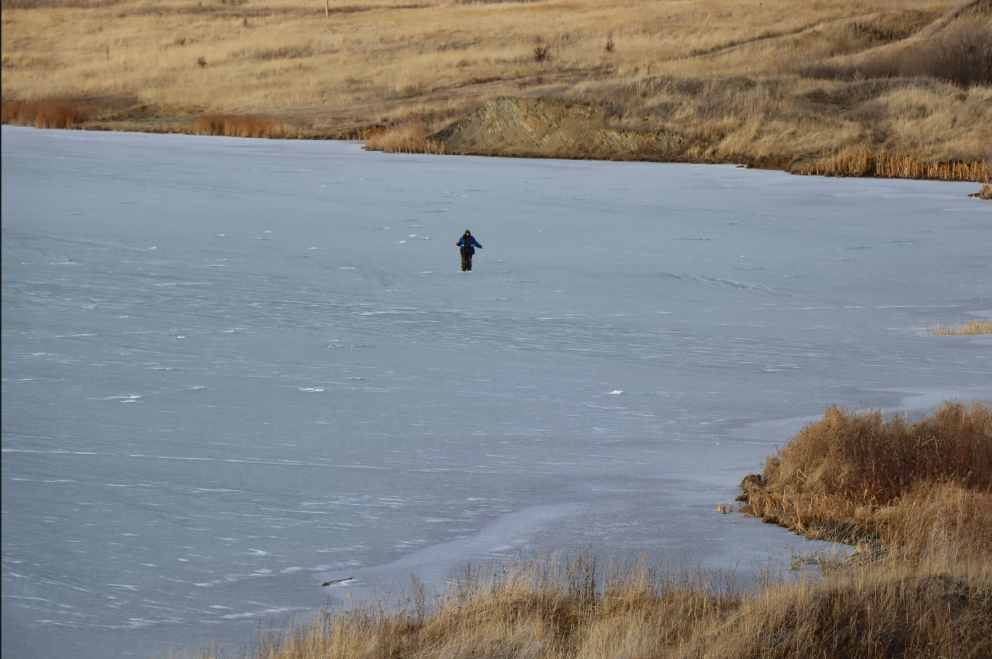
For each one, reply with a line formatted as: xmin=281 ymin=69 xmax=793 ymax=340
xmin=429 ymin=97 xmax=689 ymax=162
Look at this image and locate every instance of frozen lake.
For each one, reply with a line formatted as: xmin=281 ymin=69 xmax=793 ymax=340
xmin=2 ymin=125 xmax=989 ymax=658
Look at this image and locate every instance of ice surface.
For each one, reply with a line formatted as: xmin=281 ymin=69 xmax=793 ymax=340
xmin=2 ymin=126 xmax=990 ymax=658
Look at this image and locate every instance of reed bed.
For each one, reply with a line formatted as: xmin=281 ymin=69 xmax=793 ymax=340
xmin=1 ymin=101 xmax=88 ymax=128
xmin=797 ymin=147 xmax=991 ymax=181
xmin=190 ymin=114 xmax=300 ymax=139
xmin=926 ymin=319 xmax=992 ymax=335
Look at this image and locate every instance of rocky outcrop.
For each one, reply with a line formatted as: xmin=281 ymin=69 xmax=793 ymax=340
xmin=430 ymin=97 xmax=688 ymax=161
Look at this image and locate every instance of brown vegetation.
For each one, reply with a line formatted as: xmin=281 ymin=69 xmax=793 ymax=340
xmin=166 ymin=401 xmax=991 ymax=659
xmin=796 ymin=147 xmax=989 ymax=181
xmin=1 ymin=100 xmax=87 ymax=128
xmin=364 ymin=119 xmax=445 ymax=154
xmin=738 ymin=401 xmax=992 ymax=550
xmin=797 ymin=17 xmax=992 ymax=87
xmin=2 ymin=0 xmax=991 ymax=177
xmin=972 ymin=184 xmax=992 ymax=199
xmin=205 ymin=553 xmax=988 ymax=659
xmin=925 ymin=319 xmax=992 ymax=334
xmin=190 ymin=113 xmax=300 ymax=138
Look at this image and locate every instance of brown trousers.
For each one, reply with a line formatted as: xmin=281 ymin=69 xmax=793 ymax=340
xmin=461 ymin=253 xmax=472 ymax=271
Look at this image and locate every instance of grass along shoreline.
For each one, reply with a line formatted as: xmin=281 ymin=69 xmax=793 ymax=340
xmin=172 ymin=401 xmax=991 ymax=658
xmin=4 ymin=0 xmax=991 ymax=182
xmin=923 ymin=319 xmax=992 ymax=335
xmin=2 ymin=100 xmax=989 ymax=185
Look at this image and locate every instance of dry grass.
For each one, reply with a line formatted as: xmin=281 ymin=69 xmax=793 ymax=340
xmin=186 ymin=551 xmax=991 ymax=659
xmin=190 ymin=113 xmax=300 ymax=138
xmin=739 ymin=401 xmax=992 ymax=549
xmin=797 ymin=147 xmax=990 ymax=181
xmin=797 ymin=19 xmax=992 ymax=87
xmin=166 ymin=401 xmax=992 ymax=659
xmin=1 ymin=100 xmax=88 ymax=127
xmin=2 ymin=0 xmax=991 ymax=175
xmin=972 ymin=184 xmax=992 ymax=199
xmin=925 ymin=318 xmax=992 ymax=335
xmin=363 ymin=118 xmax=445 ymax=154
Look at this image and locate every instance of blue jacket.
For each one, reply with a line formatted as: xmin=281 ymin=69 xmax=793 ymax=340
xmin=457 ymin=235 xmax=482 ymax=255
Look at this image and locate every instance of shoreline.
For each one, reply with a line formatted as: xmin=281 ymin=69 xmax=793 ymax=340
xmin=2 ymin=117 xmax=989 ymax=189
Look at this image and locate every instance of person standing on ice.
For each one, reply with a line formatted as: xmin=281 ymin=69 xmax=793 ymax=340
xmin=456 ymin=230 xmax=483 ymax=272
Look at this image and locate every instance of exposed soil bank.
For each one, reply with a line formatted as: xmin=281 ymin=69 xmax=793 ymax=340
xmin=430 ymin=97 xmax=689 ymax=161
xmin=424 ymin=96 xmax=990 ymax=183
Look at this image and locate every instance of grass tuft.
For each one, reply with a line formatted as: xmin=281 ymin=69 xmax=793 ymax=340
xmin=926 ymin=319 xmax=992 ymax=335
xmin=363 ymin=119 xmax=444 ymax=155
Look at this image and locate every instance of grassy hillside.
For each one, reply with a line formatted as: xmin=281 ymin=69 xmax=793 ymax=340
xmin=2 ymin=0 xmax=991 ymax=176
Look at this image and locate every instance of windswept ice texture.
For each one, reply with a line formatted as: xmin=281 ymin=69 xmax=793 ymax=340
xmin=2 ymin=126 xmax=990 ymax=659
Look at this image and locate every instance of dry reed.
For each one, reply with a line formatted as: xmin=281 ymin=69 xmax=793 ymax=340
xmin=739 ymin=401 xmax=992 ymax=548
xmin=1 ymin=101 xmax=88 ymax=128
xmin=926 ymin=318 xmax=992 ymax=335
xmin=190 ymin=114 xmax=300 ymax=139
xmin=797 ymin=147 xmax=991 ymax=182
xmin=363 ymin=119 xmax=445 ymax=154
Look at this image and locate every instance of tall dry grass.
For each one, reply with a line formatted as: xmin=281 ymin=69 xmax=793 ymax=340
xmin=188 ymin=550 xmax=992 ymax=659
xmin=1 ymin=100 xmax=88 ymax=128
xmin=926 ymin=319 xmax=992 ymax=334
xmin=190 ymin=113 xmax=300 ymax=138
xmin=739 ymin=401 xmax=992 ymax=549
xmin=3 ymin=0 xmax=990 ymax=175
xmin=363 ymin=119 xmax=445 ymax=154
xmin=797 ymin=147 xmax=990 ymax=181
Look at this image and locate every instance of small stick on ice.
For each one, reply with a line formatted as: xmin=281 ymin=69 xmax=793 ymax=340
xmin=321 ymin=576 xmax=355 ymax=587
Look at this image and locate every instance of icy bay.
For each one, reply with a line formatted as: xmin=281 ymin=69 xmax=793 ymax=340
xmin=2 ymin=126 xmax=989 ymax=658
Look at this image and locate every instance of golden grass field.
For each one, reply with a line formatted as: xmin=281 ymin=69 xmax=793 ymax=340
xmin=2 ymin=0 xmax=991 ymax=178
xmin=158 ymin=401 xmax=991 ymax=659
